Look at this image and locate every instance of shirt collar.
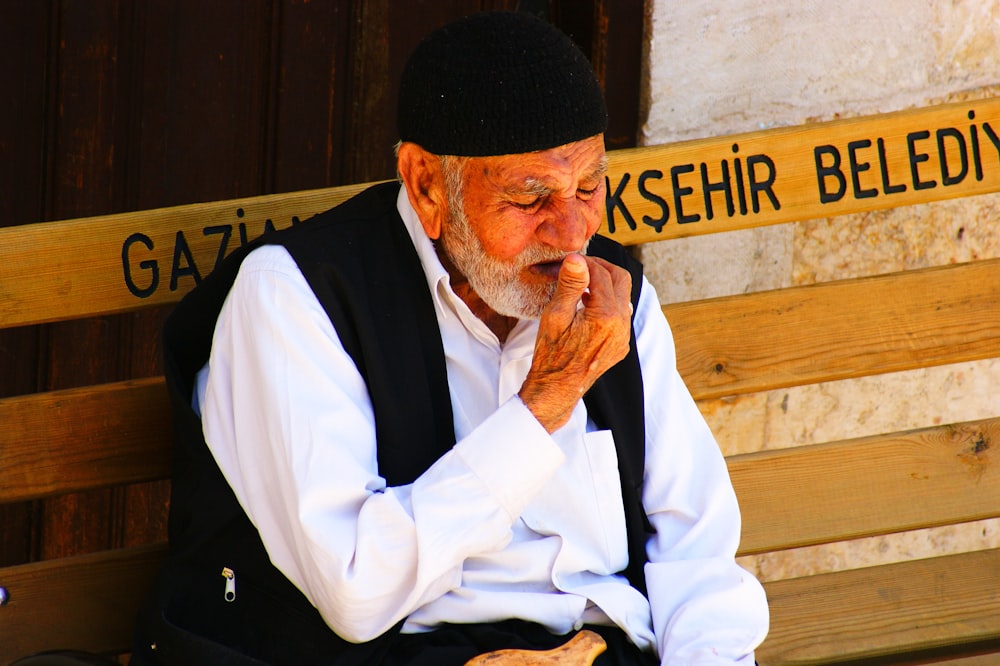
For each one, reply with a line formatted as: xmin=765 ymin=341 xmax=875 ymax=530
xmin=395 ymin=184 xmax=538 ymax=348
xmin=396 ymin=185 xmax=449 ymax=303
xmin=395 ymin=185 xmax=491 ymax=337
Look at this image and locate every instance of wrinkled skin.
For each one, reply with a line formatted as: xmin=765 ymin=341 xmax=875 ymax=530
xmin=397 ymin=135 xmax=633 ymax=433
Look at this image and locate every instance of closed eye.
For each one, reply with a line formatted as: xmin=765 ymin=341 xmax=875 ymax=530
xmin=510 ymin=197 xmax=543 ymax=210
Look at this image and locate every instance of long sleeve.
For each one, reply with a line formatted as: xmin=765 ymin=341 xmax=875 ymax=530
xmin=197 ymin=244 xmax=565 ymax=642
xmin=632 ymin=280 xmax=770 ymax=664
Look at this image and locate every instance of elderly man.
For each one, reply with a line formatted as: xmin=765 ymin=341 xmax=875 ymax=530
xmin=132 ymin=11 xmax=768 ymax=666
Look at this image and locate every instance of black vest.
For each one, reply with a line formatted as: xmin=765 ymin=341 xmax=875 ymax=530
xmin=137 ymin=182 xmax=652 ymax=665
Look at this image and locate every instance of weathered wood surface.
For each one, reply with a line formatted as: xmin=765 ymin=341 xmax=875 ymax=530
xmin=0 ymin=544 xmax=167 ymax=661
xmin=759 ymin=548 xmax=1000 ymax=665
xmin=669 ymin=258 xmax=1000 ymax=401
xmin=731 ymin=418 xmax=1000 ymax=555
xmin=3 ymin=98 xmax=998 ymax=329
xmin=0 ymin=377 xmax=172 ymax=504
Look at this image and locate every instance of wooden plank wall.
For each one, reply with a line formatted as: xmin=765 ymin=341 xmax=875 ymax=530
xmin=0 ymin=0 xmax=643 ymax=568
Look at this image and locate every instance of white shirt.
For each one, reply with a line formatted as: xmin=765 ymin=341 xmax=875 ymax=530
xmin=195 ymin=186 xmax=768 ymax=664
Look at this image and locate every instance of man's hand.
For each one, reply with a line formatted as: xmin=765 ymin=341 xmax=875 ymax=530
xmin=518 ymin=253 xmax=633 ymax=433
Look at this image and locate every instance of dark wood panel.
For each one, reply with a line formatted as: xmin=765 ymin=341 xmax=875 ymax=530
xmin=269 ymin=0 xmax=355 ymax=191
xmin=0 ymin=0 xmax=51 ymax=229
xmin=132 ymin=0 xmax=275 ymax=208
xmin=37 ymin=0 xmax=133 ymax=560
xmin=48 ymin=0 xmax=131 ymax=221
xmin=0 ymin=2 xmax=51 ymax=568
xmin=0 ymin=543 xmax=167 ymax=661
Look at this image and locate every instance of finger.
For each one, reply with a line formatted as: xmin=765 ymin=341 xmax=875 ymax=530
xmin=546 ymin=253 xmax=590 ymax=319
xmin=580 ymin=257 xmax=631 ymax=316
xmin=585 ymin=256 xmax=632 ymax=301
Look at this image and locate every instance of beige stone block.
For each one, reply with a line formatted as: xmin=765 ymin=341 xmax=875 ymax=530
xmin=739 ymin=517 xmax=1000 ymax=583
xmin=641 ymin=0 xmax=1000 ymax=588
xmin=642 ymin=1 xmax=1000 ymax=144
xmin=762 ymin=358 xmax=1000 ymax=449
xmin=793 ymin=192 xmax=1000 ymax=285
xmin=640 ymin=224 xmax=793 ymax=304
xmin=696 ymin=393 xmax=769 ymax=457
xmin=929 ymin=1 xmax=1000 ymax=89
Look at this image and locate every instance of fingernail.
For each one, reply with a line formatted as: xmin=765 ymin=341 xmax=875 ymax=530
xmin=563 ymin=255 xmax=586 ymax=275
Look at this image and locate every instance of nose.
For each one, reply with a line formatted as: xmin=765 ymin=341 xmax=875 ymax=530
xmin=536 ymin=198 xmax=595 ymax=252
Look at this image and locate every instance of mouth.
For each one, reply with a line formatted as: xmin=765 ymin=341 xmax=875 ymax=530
xmin=527 ymin=259 xmax=566 ymax=280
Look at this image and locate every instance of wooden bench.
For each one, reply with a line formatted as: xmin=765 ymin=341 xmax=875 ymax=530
xmin=2 ymin=97 xmax=999 ymax=665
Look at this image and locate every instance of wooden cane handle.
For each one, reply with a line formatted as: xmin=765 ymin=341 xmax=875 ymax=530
xmin=464 ymin=629 xmax=608 ymax=665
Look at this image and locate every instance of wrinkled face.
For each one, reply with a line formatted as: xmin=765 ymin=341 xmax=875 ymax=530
xmin=438 ymin=135 xmax=607 ymax=319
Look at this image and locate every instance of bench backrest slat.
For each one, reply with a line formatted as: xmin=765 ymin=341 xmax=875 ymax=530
xmin=0 ymin=544 xmax=166 ymax=658
xmin=732 ymin=417 xmax=1000 ymax=554
xmin=0 ymin=377 xmax=172 ymax=503
xmin=670 ymin=257 xmax=1000 ymax=400
xmin=760 ymin=547 xmax=1000 ymax=663
xmin=3 ymin=98 xmax=998 ymax=330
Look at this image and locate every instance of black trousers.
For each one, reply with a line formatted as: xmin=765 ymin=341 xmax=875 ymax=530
xmin=383 ymin=620 xmax=658 ymax=666
xmin=132 ymin=615 xmax=657 ymax=665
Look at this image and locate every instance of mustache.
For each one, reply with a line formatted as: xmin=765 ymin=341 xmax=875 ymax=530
xmin=514 ymin=237 xmax=592 ymax=269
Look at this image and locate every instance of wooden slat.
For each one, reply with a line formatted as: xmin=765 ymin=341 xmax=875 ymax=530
xmin=0 ymin=182 xmax=372 ymax=328
xmin=731 ymin=418 xmax=1000 ymax=555
xmin=3 ymin=98 xmax=998 ymax=330
xmin=911 ymin=649 xmax=1000 ymax=665
xmin=0 ymin=377 xmax=172 ymax=504
xmin=758 ymin=548 xmax=1000 ymax=665
xmin=0 ymin=543 xmax=167 ymax=661
xmin=604 ymin=96 xmax=1000 ymax=244
xmin=669 ymin=258 xmax=1000 ymax=401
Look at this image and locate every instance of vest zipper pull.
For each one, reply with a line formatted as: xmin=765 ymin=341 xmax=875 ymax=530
xmin=221 ymin=567 xmax=236 ymax=602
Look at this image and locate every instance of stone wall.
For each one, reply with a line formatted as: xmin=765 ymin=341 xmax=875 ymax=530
xmin=639 ymin=0 xmax=1000 ymax=581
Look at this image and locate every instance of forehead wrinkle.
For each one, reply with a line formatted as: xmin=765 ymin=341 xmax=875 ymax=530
xmin=495 ymin=145 xmax=608 ymax=197
xmin=506 ymin=158 xmax=606 ymax=197
xmin=588 ymin=156 xmax=609 ymax=181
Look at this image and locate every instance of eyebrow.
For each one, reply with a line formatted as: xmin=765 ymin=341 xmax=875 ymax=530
xmin=506 ymin=156 xmax=610 ymax=197
xmin=587 ymin=156 xmax=610 ymax=182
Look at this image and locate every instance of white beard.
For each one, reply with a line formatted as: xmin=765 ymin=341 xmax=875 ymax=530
xmin=439 ymin=190 xmax=587 ymax=320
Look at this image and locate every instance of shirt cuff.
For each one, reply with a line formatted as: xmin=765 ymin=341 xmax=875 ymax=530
xmin=452 ymin=396 xmax=565 ymax=522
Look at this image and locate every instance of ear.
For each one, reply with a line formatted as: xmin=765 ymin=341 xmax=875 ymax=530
xmin=397 ymin=142 xmax=449 ymax=240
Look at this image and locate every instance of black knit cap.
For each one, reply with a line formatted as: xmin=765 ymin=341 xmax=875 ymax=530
xmin=397 ymin=11 xmax=607 ymax=157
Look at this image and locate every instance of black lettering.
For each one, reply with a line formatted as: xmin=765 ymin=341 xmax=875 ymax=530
xmin=203 ymin=225 xmax=233 ymax=270
xmin=969 ymin=111 xmax=984 ymax=181
xmin=670 ymin=164 xmax=700 ymax=224
xmin=604 ymin=173 xmax=637 ymax=234
xmin=170 ymin=230 xmax=202 ymax=291
xmin=982 ymin=120 xmax=1000 ymax=166
xmin=936 ymin=127 xmax=968 ymax=186
xmin=637 ymin=170 xmax=670 ymax=232
xmin=291 ymin=215 xmax=302 ymax=225
xmin=814 ymin=145 xmax=846 ymax=203
xmin=847 ymin=139 xmax=878 ymax=199
xmin=877 ymin=138 xmax=907 ymax=195
xmin=747 ymin=154 xmax=780 ymax=212
xmin=907 ymin=130 xmax=937 ymax=190
xmin=239 ymin=222 xmax=250 ymax=246
xmin=262 ymin=219 xmax=278 ymax=235
xmin=121 ymin=233 xmax=159 ymax=299
xmin=700 ymin=160 xmax=734 ymax=220
xmin=732 ymin=144 xmax=748 ymax=215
